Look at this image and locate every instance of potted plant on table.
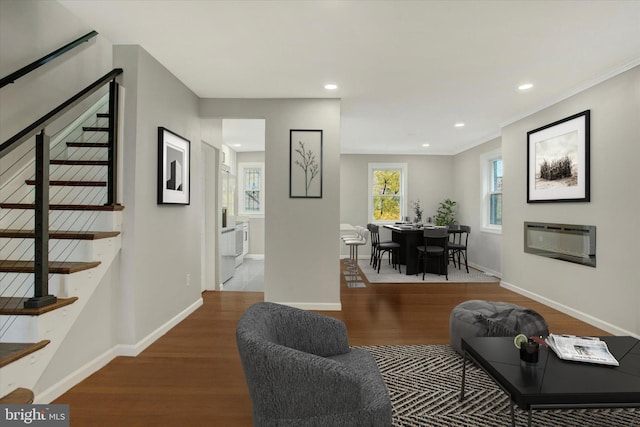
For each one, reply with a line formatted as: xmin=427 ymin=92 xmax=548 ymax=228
xmin=410 ymin=199 xmax=423 ymax=223
xmin=434 ymin=198 xmax=457 ymax=226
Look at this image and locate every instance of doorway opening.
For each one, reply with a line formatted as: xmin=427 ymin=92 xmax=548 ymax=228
xmin=219 ymin=118 xmax=266 ymax=292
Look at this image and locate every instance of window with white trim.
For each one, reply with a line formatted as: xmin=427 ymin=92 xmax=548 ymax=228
xmin=238 ymin=162 xmax=264 ymax=216
xmin=368 ymin=163 xmax=407 ymax=223
xmin=481 ymin=152 xmax=502 ymax=232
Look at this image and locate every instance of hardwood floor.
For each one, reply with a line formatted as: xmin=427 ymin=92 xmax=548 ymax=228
xmin=54 ymin=261 xmax=607 ymax=426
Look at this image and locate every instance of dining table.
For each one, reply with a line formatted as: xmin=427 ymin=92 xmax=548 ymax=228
xmin=384 ymin=224 xmax=456 ymax=276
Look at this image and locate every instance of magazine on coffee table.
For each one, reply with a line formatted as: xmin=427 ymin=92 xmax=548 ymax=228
xmin=545 ymin=334 xmax=619 ymax=366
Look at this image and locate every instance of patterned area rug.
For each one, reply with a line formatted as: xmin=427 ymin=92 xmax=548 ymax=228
xmin=359 ymin=345 xmax=640 ymax=426
xmin=358 ymin=261 xmax=499 ymax=283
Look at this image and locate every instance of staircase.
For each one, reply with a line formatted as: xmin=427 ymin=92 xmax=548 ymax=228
xmin=0 ymin=94 xmax=123 ymax=402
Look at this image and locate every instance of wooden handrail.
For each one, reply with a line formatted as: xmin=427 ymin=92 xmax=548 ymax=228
xmin=0 ymin=31 xmax=98 ymax=88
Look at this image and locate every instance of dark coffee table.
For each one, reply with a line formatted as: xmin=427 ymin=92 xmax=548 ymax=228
xmin=460 ymin=336 xmax=640 ymax=427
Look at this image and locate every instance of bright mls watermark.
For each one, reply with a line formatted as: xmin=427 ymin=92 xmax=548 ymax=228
xmin=1 ymin=405 xmax=69 ymax=426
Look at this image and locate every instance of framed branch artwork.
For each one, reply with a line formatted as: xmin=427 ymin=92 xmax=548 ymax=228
xmin=527 ymin=110 xmax=590 ymax=203
xmin=289 ymin=129 xmax=323 ymax=198
xmin=158 ymin=127 xmax=190 ymax=205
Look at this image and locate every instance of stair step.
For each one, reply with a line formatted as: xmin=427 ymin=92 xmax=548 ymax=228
xmin=0 ymin=341 xmax=50 ymax=369
xmin=50 ymin=159 xmax=108 ymax=166
xmin=0 ymin=203 xmax=124 ymax=211
xmin=0 ymin=388 xmax=35 ymax=404
xmin=66 ymin=142 xmax=109 ymax=148
xmin=0 ymin=229 xmax=119 ymax=240
xmin=0 ymin=260 xmax=100 ymax=274
xmin=0 ymin=297 xmax=78 ymax=315
xmin=25 ymin=179 xmax=107 ymax=187
xmin=82 ymin=126 xmax=109 ymax=132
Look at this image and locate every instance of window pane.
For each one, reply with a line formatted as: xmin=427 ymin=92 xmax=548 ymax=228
xmin=372 ymin=170 xmax=400 ymax=195
xmin=239 ymin=163 xmax=264 ymax=215
xmin=492 ymin=159 xmax=503 ymax=192
xmin=245 ymin=168 xmax=260 ymax=191
xmin=490 ymin=193 xmax=502 ymax=225
xmin=244 ymin=190 xmax=260 ymax=212
xmin=368 ymin=163 xmax=406 ymax=223
xmin=373 ymin=196 xmax=401 ymax=221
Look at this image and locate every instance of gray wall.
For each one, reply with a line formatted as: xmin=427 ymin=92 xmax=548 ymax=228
xmin=200 ymin=99 xmax=341 ymax=310
xmin=0 ymin=0 xmax=112 ymax=142
xmin=452 ymin=137 xmax=502 ymax=276
xmin=36 ymin=42 xmax=205 ymax=395
xmin=501 ymin=65 xmax=640 ymax=336
xmin=114 ymin=45 xmax=203 ymax=343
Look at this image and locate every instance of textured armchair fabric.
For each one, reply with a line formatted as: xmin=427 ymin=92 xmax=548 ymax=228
xmin=236 ymin=302 xmax=392 ymax=426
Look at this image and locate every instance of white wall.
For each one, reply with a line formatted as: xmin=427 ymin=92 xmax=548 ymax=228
xmin=36 ymin=259 xmax=120 ymax=395
xmin=200 ymin=99 xmax=341 ymax=310
xmin=339 ymin=154 xmax=455 ymax=256
xmin=114 ymin=45 xmax=203 ymax=343
xmin=452 ymin=137 xmax=502 ymax=276
xmin=501 ymin=65 xmax=640 ymax=337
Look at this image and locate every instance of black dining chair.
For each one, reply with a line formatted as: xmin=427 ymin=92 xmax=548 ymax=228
xmin=416 ymin=228 xmax=448 ymax=280
xmin=367 ymin=223 xmax=378 ymax=267
xmin=448 ymin=225 xmax=470 ymax=273
xmin=369 ymin=224 xmax=401 ymax=273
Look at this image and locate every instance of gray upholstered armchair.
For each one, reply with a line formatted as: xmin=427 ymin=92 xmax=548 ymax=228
xmin=236 ymin=302 xmax=392 ymax=426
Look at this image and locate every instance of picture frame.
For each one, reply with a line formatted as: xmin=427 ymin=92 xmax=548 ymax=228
xmin=158 ymin=127 xmax=190 ymax=205
xmin=527 ymin=110 xmax=590 ymax=203
xmin=289 ymin=129 xmax=323 ymax=198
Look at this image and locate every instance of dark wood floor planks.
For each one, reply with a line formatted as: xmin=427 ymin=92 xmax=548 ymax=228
xmin=54 ymin=261 xmax=607 ymax=426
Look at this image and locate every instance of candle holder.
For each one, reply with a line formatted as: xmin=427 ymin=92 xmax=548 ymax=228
xmin=519 ymin=340 xmax=540 ymax=365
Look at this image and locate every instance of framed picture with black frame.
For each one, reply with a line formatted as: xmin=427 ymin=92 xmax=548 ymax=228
xmin=527 ymin=110 xmax=590 ymax=203
xmin=158 ymin=127 xmax=190 ymax=205
xmin=289 ymin=129 xmax=323 ymax=198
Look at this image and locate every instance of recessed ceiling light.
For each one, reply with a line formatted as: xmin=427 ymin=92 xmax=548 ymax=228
xmin=233 ymin=144 xmax=242 ymax=147
xmin=324 ymin=83 xmax=338 ymax=90
xmin=518 ymin=83 xmax=534 ymax=91
xmin=422 ymin=143 xmax=430 ymax=147
xmin=454 ymin=122 xmax=465 ymax=128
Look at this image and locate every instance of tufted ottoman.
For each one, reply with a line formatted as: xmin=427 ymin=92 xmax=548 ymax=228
xmin=449 ymin=300 xmax=549 ymax=355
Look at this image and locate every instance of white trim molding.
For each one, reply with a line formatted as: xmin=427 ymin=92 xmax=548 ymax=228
xmin=500 ymin=280 xmax=639 ymax=339
xmin=274 ymin=302 xmax=342 ymax=311
xmin=35 ymin=297 xmax=204 ymax=403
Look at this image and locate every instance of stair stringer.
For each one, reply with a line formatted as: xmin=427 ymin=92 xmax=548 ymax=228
xmin=0 ymin=230 xmax=121 ymax=399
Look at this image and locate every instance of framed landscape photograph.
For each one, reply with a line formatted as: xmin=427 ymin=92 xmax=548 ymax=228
xmin=158 ymin=127 xmax=190 ymax=205
xmin=527 ymin=110 xmax=590 ymax=203
xmin=289 ymin=129 xmax=323 ymax=198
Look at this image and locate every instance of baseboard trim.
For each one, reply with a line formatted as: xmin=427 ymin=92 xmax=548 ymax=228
xmin=35 ymin=347 xmax=118 ymax=404
xmin=272 ymin=302 xmax=342 ymax=311
xmin=468 ymin=262 xmax=501 ymax=279
xmin=117 ymin=297 xmax=204 ymax=357
xmin=35 ymin=297 xmax=204 ymax=403
xmin=500 ymin=280 xmax=639 ymax=339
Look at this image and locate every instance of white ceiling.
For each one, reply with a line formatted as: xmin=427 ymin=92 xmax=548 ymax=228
xmin=59 ymin=0 xmax=640 ymax=155
xmin=222 ymin=118 xmax=266 ymax=152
